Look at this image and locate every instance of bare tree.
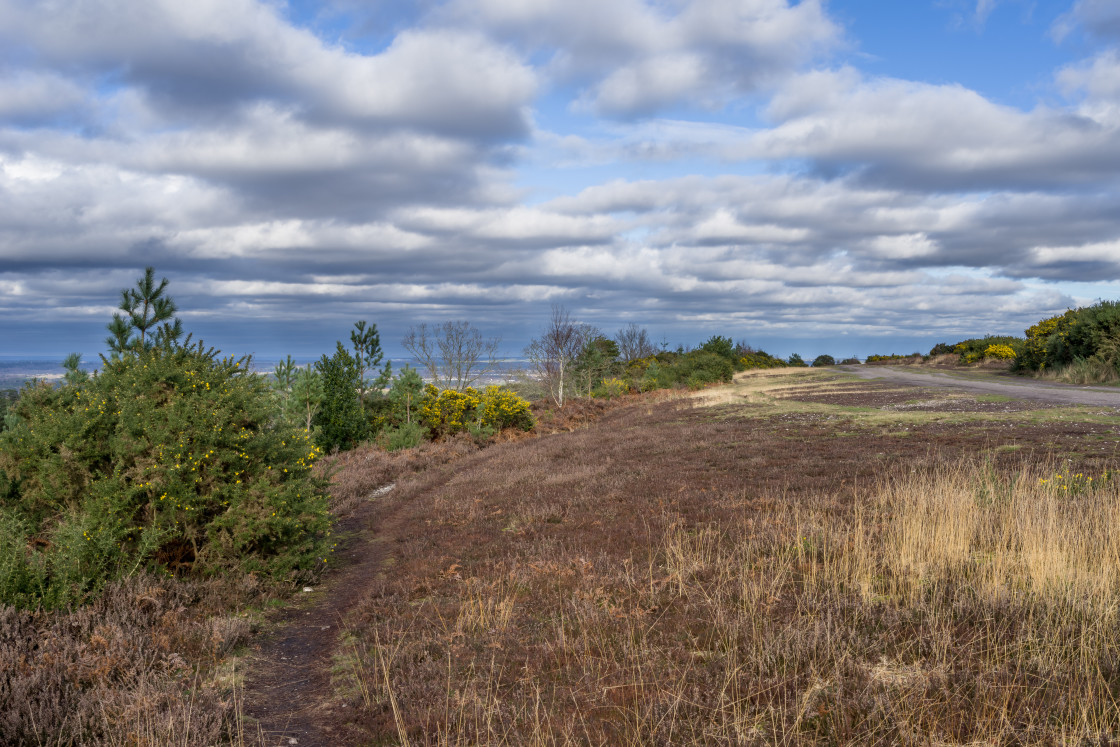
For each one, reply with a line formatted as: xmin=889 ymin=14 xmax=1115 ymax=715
xmin=524 ymin=305 xmax=590 ymax=408
xmin=401 ymin=321 xmax=501 ymax=391
xmin=615 ymin=323 xmax=658 ymax=363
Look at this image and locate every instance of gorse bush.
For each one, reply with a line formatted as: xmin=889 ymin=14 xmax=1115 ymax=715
xmin=983 ymin=343 xmax=1017 ymax=360
xmin=0 ymin=269 xmax=333 ymax=611
xmin=0 ymin=344 xmax=332 ymax=610
xmin=1015 ymin=302 xmax=1120 ymax=381
xmin=952 ymin=336 xmax=1023 ymax=364
xmin=419 ymin=384 xmax=534 ymax=439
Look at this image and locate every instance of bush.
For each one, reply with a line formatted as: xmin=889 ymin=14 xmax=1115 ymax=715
xmin=380 ymin=422 xmax=427 ymax=452
xmin=811 ymin=354 xmax=836 ymax=367
xmin=738 ymin=350 xmax=785 ymax=370
xmin=1064 ymin=301 xmax=1120 ymax=369
xmin=698 ymin=335 xmax=737 ymax=364
xmin=787 ymin=353 xmax=808 ymax=367
xmin=983 ymin=344 xmax=1017 ymax=360
xmin=672 ymin=351 xmax=734 ymax=387
xmin=593 ymin=377 xmax=630 ymax=400
xmin=0 ymin=344 xmax=332 ymax=610
xmin=953 ymin=336 xmax=1023 ymax=364
xmin=839 ymin=357 xmax=861 ymax=365
xmin=477 ymin=385 xmax=535 ymax=432
xmin=1019 ymin=310 xmax=1077 ymax=371
xmin=419 ymin=385 xmax=534 ymax=438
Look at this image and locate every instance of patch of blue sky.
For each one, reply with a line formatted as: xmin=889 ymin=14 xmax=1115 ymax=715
xmin=280 ymin=0 xmax=418 ymax=54
xmin=830 ymin=0 xmax=1084 ymax=109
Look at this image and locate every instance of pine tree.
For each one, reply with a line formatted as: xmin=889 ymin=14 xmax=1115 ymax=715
xmin=105 ymin=267 xmax=182 ymax=355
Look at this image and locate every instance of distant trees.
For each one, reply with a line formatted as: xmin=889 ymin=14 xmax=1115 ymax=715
xmin=525 ymin=305 xmax=591 ymax=408
xmin=615 ymin=323 xmax=657 ymax=363
xmin=402 ymin=321 xmax=500 ymax=391
xmin=812 ymin=354 xmax=836 ymax=367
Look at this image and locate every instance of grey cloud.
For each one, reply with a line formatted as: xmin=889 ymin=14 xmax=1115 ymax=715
xmin=1053 ymin=0 xmax=1120 ymax=41
xmin=0 ymin=1 xmax=537 ymax=140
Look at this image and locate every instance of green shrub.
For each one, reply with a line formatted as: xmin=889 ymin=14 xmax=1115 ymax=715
xmin=1064 ymin=301 xmax=1120 ymax=369
xmin=672 ymin=351 xmax=734 ymax=386
xmin=380 ymin=422 xmax=427 ymax=452
xmin=811 ymin=354 xmax=836 ymax=367
xmin=0 ymin=344 xmax=332 ymax=610
xmin=787 ymin=353 xmax=808 ymax=367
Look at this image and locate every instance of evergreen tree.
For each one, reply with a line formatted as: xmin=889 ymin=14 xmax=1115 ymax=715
xmin=314 ymin=342 xmax=367 ymax=451
xmin=105 ymin=267 xmax=183 ymax=355
xmin=351 ymin=320 xmax=392 ymax=404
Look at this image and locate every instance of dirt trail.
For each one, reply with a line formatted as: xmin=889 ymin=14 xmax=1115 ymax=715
xmin=839 ymin=365 xmax=1120 ymax=408
xmin=242 ymin=484 xmax=397 ymax=746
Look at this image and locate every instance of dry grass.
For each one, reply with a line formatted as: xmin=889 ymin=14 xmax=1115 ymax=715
xmin=0 ymin=574 xmax=262 ymax=746
xmin=334 ymin=374 xmax=1120 ymax=744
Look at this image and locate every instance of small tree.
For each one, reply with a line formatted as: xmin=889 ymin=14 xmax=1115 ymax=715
xmin=291 ymin=366 xmax=323 ymax=432
xmin=402 ymin=321 xmax=501 ymax=391
xmin=615 ymin=323 xmax=657 ymax=363
xmin=787 ymin=353 xmax=808 ymax=367
xmin=105 ymin=266 xmax=183 ymax=355
xmin=388 ymin=365 xmax=424 ymax=425
xmin=351 ymin=320 xmax=392 ymax=404
xmin=574 ymin=335 xmax=618 ymax=396
xmin=314 ymin=342 xmax=367 ymax=452
xmin=812 ymin=354 xmax=836 ymax=367
xmin=524 ymin=305 xmax=590 ymax=408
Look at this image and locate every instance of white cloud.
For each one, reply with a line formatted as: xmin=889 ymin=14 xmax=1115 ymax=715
xmin=444 ymin=0 xmax=838 ymax=117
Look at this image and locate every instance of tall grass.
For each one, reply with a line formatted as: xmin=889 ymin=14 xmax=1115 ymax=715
xmin=1039 ymin=357 xmax=1120 ymax=385
xmin=347 ymin=458 xmax=1120 ymax=743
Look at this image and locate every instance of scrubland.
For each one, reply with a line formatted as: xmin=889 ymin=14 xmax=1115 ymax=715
xmin=8 ymin=369 xmax=1120 ymax=745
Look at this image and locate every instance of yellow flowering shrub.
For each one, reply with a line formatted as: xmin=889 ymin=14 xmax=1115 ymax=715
xmin=419 ymin=384 xmax=534 ymax=437
xmin=594 ymin=377 xmax=629 ymax=400
xmin=419 ymin=385 xmax=480 ymax=437
xmin=983 ymin=344 xmax=1017 ymax=360
xmin=477 ymin=385 xmax=534 ymax=432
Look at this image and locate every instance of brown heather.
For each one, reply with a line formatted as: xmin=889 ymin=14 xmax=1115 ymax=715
xmin=0 ymin=573 xmax=260 ymax=746
xmin=333 ymin=372 xmax=1120 ymax=744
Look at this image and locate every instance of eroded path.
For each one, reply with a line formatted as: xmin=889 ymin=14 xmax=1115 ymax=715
xmin=242 ymin=484 xmax=397 ymax=746
xmin=839 ymin=365 xmax=1120 ymax=407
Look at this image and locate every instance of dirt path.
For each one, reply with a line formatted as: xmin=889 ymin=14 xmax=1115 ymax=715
xmin=242 ymin=484 xmax=397 ymax=746
xmin=838 ymin=365 xmax=1120 ymax=407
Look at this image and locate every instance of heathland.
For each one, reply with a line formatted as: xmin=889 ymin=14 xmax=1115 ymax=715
xmin=6 ymin=271 xmax=1120 ymax=744
xmin=9 ymin=364 xmax=1120 ymax=744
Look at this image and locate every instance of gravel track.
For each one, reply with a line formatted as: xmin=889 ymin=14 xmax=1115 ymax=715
xmin=838 ymin=366 xmax=1120 ymax=408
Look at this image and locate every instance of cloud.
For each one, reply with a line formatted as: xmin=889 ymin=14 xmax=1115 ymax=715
xmin=1053 ymin=0 xmax=1120 ymax=42
xmin=0 ymin=0 xmax=536 ymax=138
xmin=748 ymin=68 xmax=1120 ymax=191
xmin=443 ymin=0 xmax=839 ymax=117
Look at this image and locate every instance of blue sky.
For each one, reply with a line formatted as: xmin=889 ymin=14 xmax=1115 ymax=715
xmin=2 ymin=0 xmax=1120 ymax=362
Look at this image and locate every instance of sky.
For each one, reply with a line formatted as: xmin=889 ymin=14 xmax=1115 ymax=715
xmin=3 ymin=0 xmax=1120 ymax=362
